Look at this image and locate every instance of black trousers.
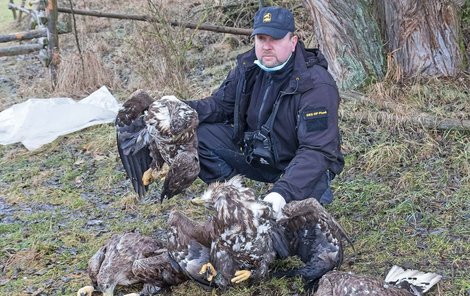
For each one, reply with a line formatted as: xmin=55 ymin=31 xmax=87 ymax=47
xmin=197 ymin=123 xmax=282 ymax=183
xmin=196 ymin=123 xmax=334 ymax=204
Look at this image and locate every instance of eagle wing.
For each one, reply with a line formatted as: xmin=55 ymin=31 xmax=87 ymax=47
xmin=87 ymin=244 xmax=106 ymax=287
xmin=167 ymin=211 xmax=213 ymax=289
xmin=272 ymin=198 xmax=351 ymax=287
xmin=116 ymin=90 xmax=156 ymax=198
xmin=315 ymin=270 xmax=427 ymax=296
xmin=161 ymin=150 xmax=200 ymax=201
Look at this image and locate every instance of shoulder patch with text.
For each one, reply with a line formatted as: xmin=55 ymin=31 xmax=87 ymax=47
xmin=302 ymin=108 xmax=328 ymax=131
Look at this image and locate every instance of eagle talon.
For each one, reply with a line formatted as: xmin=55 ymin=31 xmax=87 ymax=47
xmin=142 ymin=168 xmax=154 ymax=186
xmin=231 ymin=269 xmax=251 ymax=284
xmin=153 ymin=163 xmax=169 ymax=181
xmin=77 ymin=285 xmax=94 ymax=296
xmin=199 ymin=262 xmax=218 ymax=282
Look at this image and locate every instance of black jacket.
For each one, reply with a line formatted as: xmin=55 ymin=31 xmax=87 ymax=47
xmin=188 ymin=41 xmax=344 ymax=202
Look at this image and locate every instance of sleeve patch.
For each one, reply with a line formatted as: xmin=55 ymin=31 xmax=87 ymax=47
xmin=302 ymin=108 xmax=328 ymax=131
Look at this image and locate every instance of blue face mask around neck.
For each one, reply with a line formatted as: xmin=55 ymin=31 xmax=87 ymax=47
xmin=254 ymin=53 xmax=292 ymax=72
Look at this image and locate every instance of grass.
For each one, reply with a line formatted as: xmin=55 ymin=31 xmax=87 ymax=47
xmin=1 ymin=87 xmax=468 ymax=295
xmin=0 ymin=0 xmax=15 ymax=33
xmin=1 ymin=0 xmax=469 ymax=295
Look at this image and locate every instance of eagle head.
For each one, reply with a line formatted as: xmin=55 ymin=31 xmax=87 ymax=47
xmin=145 ymin=95 xmax=198 ymax=138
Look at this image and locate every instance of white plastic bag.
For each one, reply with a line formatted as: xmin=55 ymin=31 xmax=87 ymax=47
xmin=0 ymin=86 xmax=121 ymax=150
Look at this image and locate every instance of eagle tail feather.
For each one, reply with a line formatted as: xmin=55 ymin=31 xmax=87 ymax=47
xmin=384 ymin=265 xmax=442 ymax=295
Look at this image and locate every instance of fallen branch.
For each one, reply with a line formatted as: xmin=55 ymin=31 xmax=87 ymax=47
xmin=0 ymin=44 xmax=43 ymax=57
xmin=340 ymin=90 xmax=470 ymax=131
xmin=57 ymin=7 xmax=253 ymax=36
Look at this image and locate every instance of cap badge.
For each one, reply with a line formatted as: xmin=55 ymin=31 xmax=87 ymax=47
xmin=263 ymin=12 xmax=272 ymax=23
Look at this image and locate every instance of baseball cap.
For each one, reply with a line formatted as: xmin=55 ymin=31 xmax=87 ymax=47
xmin=252 ymin=6 xmax=295 ymax=39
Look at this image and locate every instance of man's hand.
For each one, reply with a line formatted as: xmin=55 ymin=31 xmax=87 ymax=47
xmin=263 ymin=192 xmax=286 ymax=220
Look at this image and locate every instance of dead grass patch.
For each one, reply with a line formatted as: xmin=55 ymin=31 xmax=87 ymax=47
xmin=53 ymin=50 xmax=115 ymax=96
xmin=2 ymin=249 xmax=43 ymax=277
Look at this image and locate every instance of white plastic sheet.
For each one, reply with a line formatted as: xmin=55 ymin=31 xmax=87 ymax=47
xmin=0 ymin=86 xmax=121 ymax=150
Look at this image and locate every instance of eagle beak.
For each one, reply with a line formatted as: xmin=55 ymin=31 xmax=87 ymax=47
xmin=190 ymin=197 xmax=205 ymax=206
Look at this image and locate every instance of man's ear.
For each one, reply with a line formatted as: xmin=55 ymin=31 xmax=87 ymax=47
xmin=291 ymin=35 xmax=298 ymax=51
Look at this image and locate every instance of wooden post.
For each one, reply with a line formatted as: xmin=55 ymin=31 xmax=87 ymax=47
xmin=17 ymin=0 xmax=26 ymax=24
xmin=45 ymin=0 xmax=59 ymax=88
xmin=9 ymin=0 xmax=17 ymax=20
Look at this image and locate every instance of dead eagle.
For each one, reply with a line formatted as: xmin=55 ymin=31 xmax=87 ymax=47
xmin=314 ymin=265 xmax=442 ymax=296
xmin=77 ymin=222 xmax=216 ymax=296
xmin=76 ymin=232 xmax=187 ymax=296
xmin=115 ymin=90 xmax=200 ymax=202
xmin=272 ymin=197 xmax=352 ymax=289
xmin=186 ymin=175 xmax=276 ymax=289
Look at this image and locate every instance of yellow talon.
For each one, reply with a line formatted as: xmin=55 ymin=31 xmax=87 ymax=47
xmin=152 ymin=163 xmax=169 ymax=180
xmin=77 ymin=285 xmax=94 ymax=296
xmin=231 ymin=269 xmax=251 ymax=284
xmin=199 ymin=262 xmax=218 ymax=282
xmin=190 ymin=197 xmax=205 ymax=206
xmin=142 ymin=168 xmax=154 ymax=185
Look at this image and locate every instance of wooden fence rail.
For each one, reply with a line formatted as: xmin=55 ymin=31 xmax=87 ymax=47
xmin=0 ymin=43 xmax=42 ymax=56
xmin=57 ymin=7 xmax=253 ymax=36
xmin=0 ymin=28 xmax=46 ymax=42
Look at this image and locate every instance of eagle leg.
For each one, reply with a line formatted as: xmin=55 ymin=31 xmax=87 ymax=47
xmin=142 ymin=168 xmax=154 ymax=186
xmin=152 ymin=163 xmax=169 ymax=181
xmin=199 ymin=262 xmax=218 ymax=282
xmin=231 ymin=270 xmax=252 ymax=284
xmin=76 ymin=285 xmax=94 ymax=296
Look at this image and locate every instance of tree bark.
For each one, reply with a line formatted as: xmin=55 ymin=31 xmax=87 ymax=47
xmin=302 ymin=0 xmax=384 ymax=90
xmin=372 ymin=0 xmax=463 ymax=79
xmin=303 ymin=0 xmax=465 ymax=87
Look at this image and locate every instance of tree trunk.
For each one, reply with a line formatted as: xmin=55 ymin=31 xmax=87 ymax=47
xmin=45 ymin=0 xmax=59 ymax=88
xmin=302 ymin=0 xmax=384 ymax=90
xmin=374 ymin=0 xmax=464 ymax=79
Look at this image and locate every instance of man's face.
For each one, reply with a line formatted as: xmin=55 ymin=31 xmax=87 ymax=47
xmin=254 ymin=33 xmax=298 ymax=68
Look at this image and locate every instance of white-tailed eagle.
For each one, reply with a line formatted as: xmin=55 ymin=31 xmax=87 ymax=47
xmin=271 ymin=197 xmax=352 ymax=289
xmin=314 ymin=265 xmax=442 ymax=296
xmin=189 ymin=175 xmax=277 ymax=289
xmin=76 ymin=232 xmax=187 ymax=296
xmin=115 ymin=90 xmax=200 ymax=202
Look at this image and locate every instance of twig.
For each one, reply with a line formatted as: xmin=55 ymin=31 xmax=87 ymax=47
xmin=67 ymin=0 xmax=85 ymax=74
